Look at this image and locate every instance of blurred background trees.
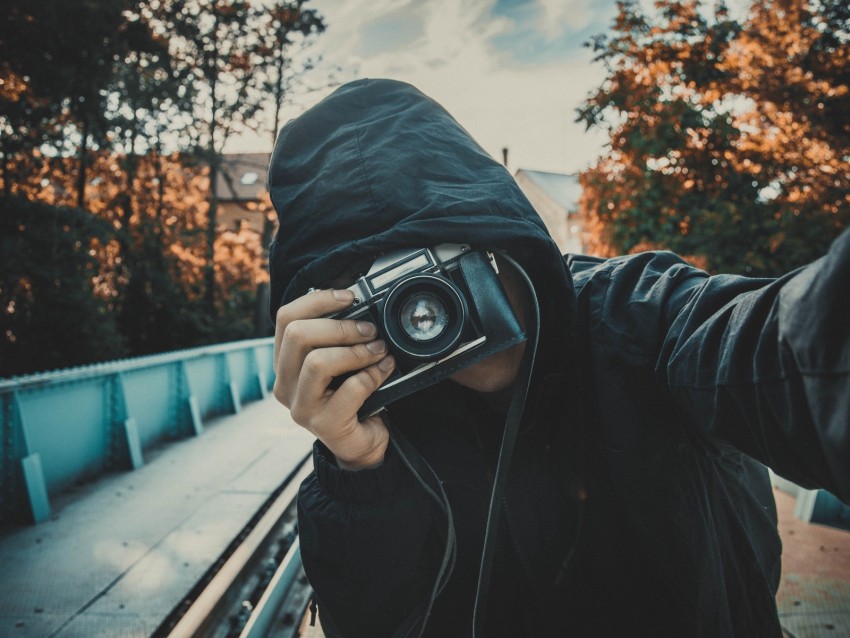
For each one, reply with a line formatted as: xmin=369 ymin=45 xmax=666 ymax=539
xmin=578 ymin=0 xmax=849 ymax=275
xmin=2 ymin=0 xmax=848 ymax=377
xmin=0 ymin=0 xmax=325 ymax=377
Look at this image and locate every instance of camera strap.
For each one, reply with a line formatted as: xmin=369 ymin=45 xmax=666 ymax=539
xmin=383 ymin=253 xmax=540 ymax=638
xmin=385 ymin=417 xmax=458 ymax=638
xmin=471 ymin=253 xmax=540 ymax=637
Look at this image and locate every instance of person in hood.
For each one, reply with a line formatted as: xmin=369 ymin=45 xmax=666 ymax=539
xmin=268 ymin=78 xmax=850 ymax=637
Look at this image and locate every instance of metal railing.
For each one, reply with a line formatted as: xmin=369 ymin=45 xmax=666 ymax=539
xmin=2 ymin=337 xmax=846 ymax=532
xmin=0 ymin=338 xmax=275 ymax=525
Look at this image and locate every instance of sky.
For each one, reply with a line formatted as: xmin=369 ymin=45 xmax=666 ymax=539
xmin=227 ymin=0 xmax=623 ymax=175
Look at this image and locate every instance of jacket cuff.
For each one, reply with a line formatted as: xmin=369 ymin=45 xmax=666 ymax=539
xmin=312 ymin=439 xmax=404 ymax=503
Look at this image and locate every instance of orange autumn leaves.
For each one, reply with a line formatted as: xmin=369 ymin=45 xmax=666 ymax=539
xmin=578 ymin=0 xmax=849 ymax=275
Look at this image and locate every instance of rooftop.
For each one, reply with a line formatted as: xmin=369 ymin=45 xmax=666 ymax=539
xmin=517 ymin=169 xmax=581 ymax=211
xmin=216 ymin=152 xmax=271 ymax=202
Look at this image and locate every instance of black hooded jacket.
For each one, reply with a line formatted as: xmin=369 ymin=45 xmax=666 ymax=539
xmin=268 ymin=78 xmax=850 ymax=637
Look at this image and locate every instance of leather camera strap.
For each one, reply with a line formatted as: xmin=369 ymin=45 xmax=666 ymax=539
xmin=383 ymin=253 xmax=539 ymax=638
xmin=472 ymin=253 xmax=540 ymax=637
xmin=385 ymin=417 xmax=458 ymax=638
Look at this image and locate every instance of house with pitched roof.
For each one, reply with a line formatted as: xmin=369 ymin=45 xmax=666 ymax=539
xmin=214 ymin=154 xmax=585 ymax=257
xmin=514 ymin=169 xmax=584 ymax=255
xmin=215 ymin=152 xmax=274 ymax=236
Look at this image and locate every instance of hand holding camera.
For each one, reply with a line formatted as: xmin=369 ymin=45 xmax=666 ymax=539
xmin=324 ymin=244 xmax=527 ymax=418
xmin=273 ymin=243 xmax=526 ymax=470
xmin=272 ymin=288 xmax=396 ymax=470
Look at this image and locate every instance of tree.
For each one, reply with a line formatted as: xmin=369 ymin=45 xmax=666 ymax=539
xmin=102 ymin=152 xmax=213 ymax=354
xmin=0 ymin=45 xmax=64 ymax=198
xmin=102 ymin=2 xmax=203 ymax=353
xmin=251 ymin=1 xmax=326 ymax=335
xmin=577 ymin=0 xmax=849 ymax=276
xmin=0 ymin=0 xmax=328 ymax=376
xmin=157 ymin=0 xmax=327 ymax=322
xmin=255 ymin=1 xmax=327 ymax=145
xmin=0 ymin=196 xmax=127 ymax=376
xmin=723 ymin=0 xmax=850 ymax=271
xmin=0 ymin=2 xmax=93 ymax=199
xmin=0 ymin=1 xmax=171 ymax=209
xmin=161 ymin=0 xmax=268 ymax=315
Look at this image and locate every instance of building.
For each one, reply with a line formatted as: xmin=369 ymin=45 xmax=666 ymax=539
xmin=213 ymin=155 xmax=585 ymax=256
xmin=513 ymin=169 xmax=583 ymax=255
xmin=215 ymin=152 xmax=273 ymax=235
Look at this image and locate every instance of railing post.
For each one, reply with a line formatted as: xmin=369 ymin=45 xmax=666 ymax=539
xmin=222 ymin=353 xmax=242 ymax=415
xmin=20 ymin=452 xmax=50 ymax=524
xmin=795 ymin=489 xmax=850 ymax=526
xmin=1 ymin=392 xmax=12 ymax=521
xmin=254 ymin=346 xmax=269 ymax=399
xmin=180 ymin=361 xmax=204 ymax=437
xmin=1 ymin=391 xmax=51 ymax=524
xmin=108 ymin=373 xmax=143 ymax=470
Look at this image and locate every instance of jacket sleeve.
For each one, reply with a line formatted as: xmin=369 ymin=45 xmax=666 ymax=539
xmin=297 ymin=439 xmax=445 ymax=637
xmin=656 ymin=232 xmax=850 ymax=502
xmin=589 ymin=228 xmax=850 ymax=502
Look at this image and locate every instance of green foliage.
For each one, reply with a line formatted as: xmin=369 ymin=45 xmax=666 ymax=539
xmin=116 ymin=238 xmax=198 ymax=357
xmin=578 ymin=0 xmax=850 ymax=276
xmin=0 ymin=0 xmax=164 ymax=207
xmin=257 ymin=1 xmax=328 ymax=142
xmin=0 ymin=1 xmax=327 ymax=377
xmin=155 ymin=0 xmax=328 ymax=312
xmin=0 ymin=197 xmax=128 ymax=376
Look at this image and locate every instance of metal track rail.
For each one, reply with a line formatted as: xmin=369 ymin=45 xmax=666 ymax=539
xmin=157 ymin=456 xmax=317 ymax=638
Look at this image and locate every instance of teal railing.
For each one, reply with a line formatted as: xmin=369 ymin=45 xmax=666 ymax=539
xmin=0 ymin=338 xmax=275 ymax=524
xmin=2 ymin=338 xmax=846 ymax=530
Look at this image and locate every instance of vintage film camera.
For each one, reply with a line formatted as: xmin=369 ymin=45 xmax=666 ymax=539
xmin=325 ymin=243 xmax=526 ymax=416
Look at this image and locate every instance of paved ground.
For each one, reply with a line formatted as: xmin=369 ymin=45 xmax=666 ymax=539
xmin=2 ymin=396 xmax=847 ymax=637
xmin=776 ymin=488 xmax=850 ymax=638
xmin=0 ymin=397 xmax=313 ymax=638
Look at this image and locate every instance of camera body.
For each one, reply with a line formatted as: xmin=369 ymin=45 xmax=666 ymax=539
xmin=325 ymin=243 xmax=525 ymax=416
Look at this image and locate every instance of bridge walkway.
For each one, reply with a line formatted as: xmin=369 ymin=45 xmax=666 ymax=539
xmin=0 ymin=394 xmax=848 ymax=637
xmin=0 ymin=397 xmax=312 ymax=638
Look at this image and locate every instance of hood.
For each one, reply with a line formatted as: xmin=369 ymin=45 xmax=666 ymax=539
xmin=268 ymin=78 xmax=575 ymax=378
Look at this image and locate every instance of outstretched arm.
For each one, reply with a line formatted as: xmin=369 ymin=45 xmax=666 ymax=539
xmin=575 ymin=228 xmax=849 ymax=501
xmin=659 ymin=229 xmax=850 ymax=499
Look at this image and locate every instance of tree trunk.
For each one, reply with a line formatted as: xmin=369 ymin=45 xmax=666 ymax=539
xmin=76 ymin=117 xmax=89 ymax=210
xmin=254 ymin=211 xmax=277 ymax=336
xmin=1 ymin=150 xmax=10 ymax=198
xmin=272 ymin=53 xmax=286 ymax=146
xmin=155 ymin=153 xmax=166 ymax=253
xmin=204 ymin=156 xmax=219 ymax=314
xmin=121 ymin=111 xmax=140 ymax=233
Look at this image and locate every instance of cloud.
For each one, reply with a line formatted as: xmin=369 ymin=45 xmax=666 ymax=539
xmin=324 ymin=0 xmax=512 ymax=77
xmin=229 ymin=0 xmax=612 ymax=174
xmin=342 ymin=0 xmax=606 ymax=173
xmin=536 ymin=0 xmax=595 ymax=38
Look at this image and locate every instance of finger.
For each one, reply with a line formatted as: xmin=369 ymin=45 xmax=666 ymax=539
xmin=274 ymin=288 xmax=356 ymax=366
xmin=325 ymin=355 xmax=396 ymax=418
xmin=295 ymin=340 xmax=389 ymax=407
xmin=276 ymin=319 xmax=379 ymax=405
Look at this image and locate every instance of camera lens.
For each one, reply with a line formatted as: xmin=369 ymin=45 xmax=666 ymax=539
xmin=383 ymin=275 xmax=466 ymax=360
xmin=399 ymin=293 xmax=449 ymax=341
